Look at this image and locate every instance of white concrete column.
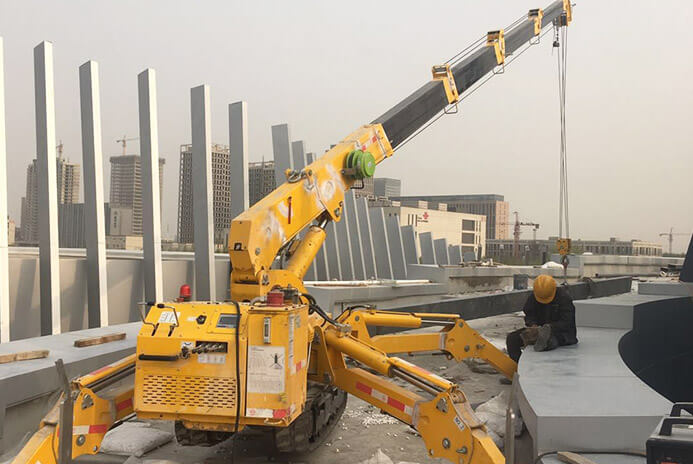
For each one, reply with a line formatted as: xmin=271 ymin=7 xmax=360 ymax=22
xmin=34 ymin=41 xmax=61 ymax=335
xmin=271 ymin=124 xmax=292 ymax=186
xmin=229 ymin=101 xmax=249 ymax=219
xmin=0 ymin=37 xmax=9 ymax=341
xmin=191 ymin=85 xmax=216 ymax=301
xmin=79 ymin=61 xmax=108 ymax=327
xmin=291 ymin=140 xmax=306 ymax=170
xmin=137 ymin=69 xmax=163 ymax=303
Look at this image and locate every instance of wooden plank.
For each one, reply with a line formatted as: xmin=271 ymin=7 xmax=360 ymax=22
xmin=557 ymin=451 xmax=600 ymax=464
xmin=74 ymin=332 xmax=126 ymax=348
xmin=0 ymin=349 xmax=49 ymax=364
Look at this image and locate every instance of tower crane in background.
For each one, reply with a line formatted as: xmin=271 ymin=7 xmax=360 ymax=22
xmin=659 ymin=228 xmax=690 ymax=255
xmin=116 ymin=135 xmax=139 ymax=156
xmin=502 ymin=212 xmax=541 ymax=258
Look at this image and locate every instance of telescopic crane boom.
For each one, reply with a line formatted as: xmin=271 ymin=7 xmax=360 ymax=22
xmin=12 ymin=3 xmax=572 ymax=464
xmin=228 ymin=0 xmax=572 ymax=301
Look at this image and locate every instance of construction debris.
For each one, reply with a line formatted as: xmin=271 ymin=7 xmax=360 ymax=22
xmin=463 ymin=358 xmax=498 ymax=375
xmin=0 ymin=349 xmax=49 ymax=364
xmin=99 ymin=422 xmax=173 ymax=458
xmin=474 ymin=390 xmax=523 ymax=448
xmin=557 ymin=451 xmax=600 ymax=464
xmin=344 ymin=405 xmax=399 ymax=426
xmin=74 ymin=332 xmax=126 ymax=347
xmin=357 ymin=448 xmax=420 ymax=464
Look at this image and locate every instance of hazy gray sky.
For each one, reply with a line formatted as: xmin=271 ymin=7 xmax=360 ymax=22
xmin=1 ymin=1 xmax=692 ymax=252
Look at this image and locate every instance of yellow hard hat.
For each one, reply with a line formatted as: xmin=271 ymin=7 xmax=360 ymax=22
xmin=533 ymin=275 xmax=557 ymax=304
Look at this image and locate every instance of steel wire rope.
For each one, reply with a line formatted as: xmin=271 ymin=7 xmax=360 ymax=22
xmin=393 ymin=26 xmax=554 ymax=155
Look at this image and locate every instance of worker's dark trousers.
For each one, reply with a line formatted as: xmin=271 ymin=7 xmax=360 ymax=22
xmin=506 ymin=329 xmax=525 ymax=363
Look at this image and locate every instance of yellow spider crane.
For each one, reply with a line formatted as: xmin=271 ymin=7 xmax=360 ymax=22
xmin=12 ymin=2 xmax=572 ymax=463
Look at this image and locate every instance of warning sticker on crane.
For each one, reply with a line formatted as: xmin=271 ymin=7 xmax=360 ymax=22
xmin=247 ymin=345 xmax=285 ymax=393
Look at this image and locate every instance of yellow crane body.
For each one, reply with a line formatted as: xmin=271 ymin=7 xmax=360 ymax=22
xmin=10 ymin=2 xmax=573 ymax=463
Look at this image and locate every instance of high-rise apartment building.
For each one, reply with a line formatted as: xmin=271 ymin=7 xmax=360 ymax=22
xmin=391 ymin=194 xmax=509 ymax=240
xmin=109 ymin=155 xmax=165 ymax=236
xmin=374 ymin=178 xmax=402 ymax=198
xmin=354 ymin=176 xmax=374 ymax=199
xmin=249 ymin=160 xmax=276 ymax=207
xmin=7 ymin=218 xmax=15 ymax=246
xmin=176 ymin=148 xmax=278 ymax=245
xmin=177 ymin=144 xmax=232 ymax=244
xmin=19 ymin=151 xmax=80 ymax=244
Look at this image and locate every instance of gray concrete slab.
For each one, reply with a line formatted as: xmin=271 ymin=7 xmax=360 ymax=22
xmin=448 ymin=245 xmax=462 ymax=265
xmin=324 ymin=221 xmax=341 ymax=280
xmin=344 ymin=191 xmax=366 ymax=280
xmin=314 ymin=246 xmax=329 ymax=281
xmin=419 ymin=232 xmax=436 ymax=265
xmin=638 ymin=281 xmax=692 ymax=297
xmin=229 ymin=101 xmax=249 ymax=219
xmin=517 ymin=327 xmax=671 ymax=455
xmin=356 ymin=197 xmax=377 ymax=279
xmin=271 ymin=124 xmax=292 ymax=186
xmin=291 ymin=140 xmax=306 ymax=170
xmin=304 ymin=262 xmax=317 ymax=281
xmin=0 ymin=323 xmax=140 ymax=454
xmin=575 ymin=293 xmax=682 ymax=329
xmin=190 ymin=85 xmax=216 ymax=301
xmin=335 ymin=212 xmax=355 ymax=281
xmin=369 ymin=208 xmax=393 ymax=279
xmin=434 ymin=238 xmax=449 ymax=265
xmin=305 ymin=282 xmax=447 ymax=317
xmin=400 ymin=225 xmax=418 ymax=265
xmin=385 ymin=214 xmax=407 ymax=279
xmin=553 ymin=254 xmax=685 ymax=278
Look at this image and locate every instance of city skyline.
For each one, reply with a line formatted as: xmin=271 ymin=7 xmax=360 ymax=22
xmin=6 ymin=137 xmax=690 ymax=252
xmin=0 ymin=1 xmax=691 ymax=251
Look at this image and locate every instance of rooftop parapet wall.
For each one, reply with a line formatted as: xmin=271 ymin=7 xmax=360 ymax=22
xmin=6 ymin=248 xmax=230 ymax=341
xmin=551 ymin=253 xmax=685 ymax=278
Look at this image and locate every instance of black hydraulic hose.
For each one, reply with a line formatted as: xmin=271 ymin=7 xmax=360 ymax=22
xmin=228 ymin=301 xmax=242 ymax=437
xmin=302 ymin=292 xmax=340 ymax=326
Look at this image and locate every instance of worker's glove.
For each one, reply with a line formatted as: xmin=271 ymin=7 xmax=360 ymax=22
xmin=520 ymin=326 xmax=539 ymax=345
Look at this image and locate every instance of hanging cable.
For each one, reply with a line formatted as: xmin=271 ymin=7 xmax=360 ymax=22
xmin=553 ymin=13 xmax=571 ymax=281
xmin=393 ymin=26 xmax=554 ymax=155
xmin=556 ymin=18 xmax=570 ymax=240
